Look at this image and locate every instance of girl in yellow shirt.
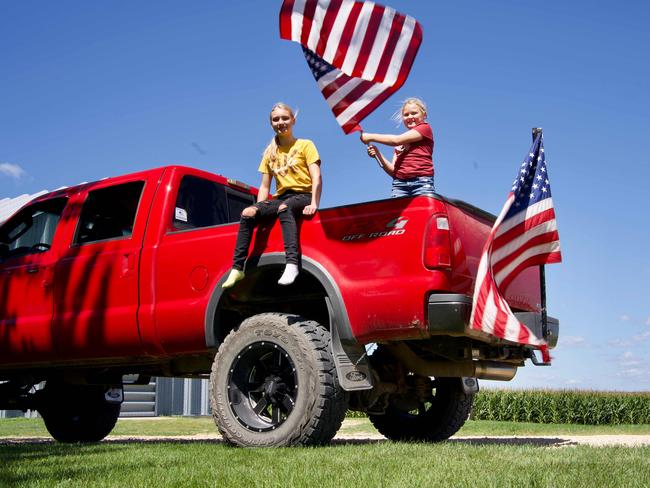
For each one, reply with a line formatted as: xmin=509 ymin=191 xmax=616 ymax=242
xmin=223 ymin=103 xmax=322 ymax=288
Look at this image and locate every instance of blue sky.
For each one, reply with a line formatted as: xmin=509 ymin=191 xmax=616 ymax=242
xmin=1 ymin=1 xmax=649 ymax=391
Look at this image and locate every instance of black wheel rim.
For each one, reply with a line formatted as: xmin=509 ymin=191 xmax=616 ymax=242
xmin=227 ymin=341 xmax=298 ymax=432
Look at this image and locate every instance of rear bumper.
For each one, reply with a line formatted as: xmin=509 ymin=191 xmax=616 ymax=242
xmin=427 ymin=294 xmax=559 ymax=348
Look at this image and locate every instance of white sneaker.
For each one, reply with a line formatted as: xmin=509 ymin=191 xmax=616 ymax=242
xmin=278 ymin=264 xmax=299 ymax=285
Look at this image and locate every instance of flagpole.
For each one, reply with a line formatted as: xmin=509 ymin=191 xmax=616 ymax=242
xmin=533 ymin=127 xmax=549 ymax=343
xmin=371 ymin=149 xmax=384 ymax=169
xmin=363 ymin=138 xmax=385 ymax=169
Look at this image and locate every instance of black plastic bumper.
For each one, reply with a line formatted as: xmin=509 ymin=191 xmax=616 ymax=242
xmin=427 ymin=294 xmax=559 ymax=348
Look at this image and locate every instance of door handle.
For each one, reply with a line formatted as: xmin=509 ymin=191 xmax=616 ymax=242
xmin=121 ymin=253 xmax=135 ymax=277
xmin=26 ymin=267 xmax=39 ymax=274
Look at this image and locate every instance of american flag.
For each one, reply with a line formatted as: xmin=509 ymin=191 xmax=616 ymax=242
xmin=469 ymin=132 xmax=562 ymax=362
xmin=279 ymin=0 xmax=422 ymax=133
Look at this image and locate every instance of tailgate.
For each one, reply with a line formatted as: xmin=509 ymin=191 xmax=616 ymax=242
xmin=443 ymin=197 xmax=543 ymax=313
xmin=427 ymin=197 xmax=558 ymax=347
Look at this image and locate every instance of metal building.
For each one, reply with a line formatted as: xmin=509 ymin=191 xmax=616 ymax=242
xmin=121 ymin=378 xmax=211 ymax=417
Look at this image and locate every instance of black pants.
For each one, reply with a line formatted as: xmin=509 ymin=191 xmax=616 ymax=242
xmin=232 ymin=192 xmax=312 ymax=270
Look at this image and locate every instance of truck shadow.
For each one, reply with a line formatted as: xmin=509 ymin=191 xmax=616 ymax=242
xmin=446 ymin=437 xmax=576 ymax=447
xmin=334 ymin=437 xmax=575 ymax=447
xmin=0 ymin=436 xmax=576 ymax=448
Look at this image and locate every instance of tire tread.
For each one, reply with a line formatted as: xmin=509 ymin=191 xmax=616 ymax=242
xmin=210 ymin=313 xmax=347 ymax=447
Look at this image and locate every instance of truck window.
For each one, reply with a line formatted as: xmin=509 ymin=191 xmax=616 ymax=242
xmin=172 ymin=176 xmax=254 ymax=230
xmin=0 ymin=198 xmax=67 ymax=260
xmin=75 ymin=181 xmax=144 ymax=244
xmin=225 ymin=189 xmax=256 ymax=223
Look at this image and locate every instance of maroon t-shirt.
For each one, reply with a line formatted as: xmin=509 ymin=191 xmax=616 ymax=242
xmin=393 ymin=122 xmax=434 ymax=180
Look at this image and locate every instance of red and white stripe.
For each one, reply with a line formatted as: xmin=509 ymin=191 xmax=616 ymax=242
xmin=280 ymin=0 xmax=422 ymax=133
xmin=492 ymin=198 xmax=562 ymax=291
xmin=280 ymin=0 xmax=421 ymax=85
xmin=469 ymin=194 xmax=562 ymax=359
xmin=315 ymin=64 xmax=393 ymax=133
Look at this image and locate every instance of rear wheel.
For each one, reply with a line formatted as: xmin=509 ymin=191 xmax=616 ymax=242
xmin=369 ymin=376 xmax=474 ymax=442
xmin=37 ymin=382 xmax=121 ymax=443
xmin=210 ymin=313 xmax=347 ymax=447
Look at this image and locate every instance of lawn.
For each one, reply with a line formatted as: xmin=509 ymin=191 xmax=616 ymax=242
xmin=1 ymin=440 xmax=648 ymax=487
xmin=2 ymin=417 xmax=649 ymax=487
xmin=2 ymin=416 xmax=650 ymax=438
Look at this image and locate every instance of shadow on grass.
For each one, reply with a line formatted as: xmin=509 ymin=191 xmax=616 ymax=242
xmin=449 ymin=437 xmax=576 ymax=447
xmin=0 ymin=436 xmax=575 ymax=447
xmin=335 ymin=437 xmax=575 ymax=447
xmin=0 ymin=443 xmax=140 ymax=487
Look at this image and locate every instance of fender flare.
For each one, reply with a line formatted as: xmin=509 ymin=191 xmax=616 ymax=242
xmin=204 ymin=253 xmax=355 ymax=348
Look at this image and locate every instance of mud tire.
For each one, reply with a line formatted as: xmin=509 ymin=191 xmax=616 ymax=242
xmin=38 ymin=383 xmax=121 ymax=443
xmin=210 ymin=313 xmax=347 ymax=447
xmin=368 ymin=377 xmax=474 ymax=442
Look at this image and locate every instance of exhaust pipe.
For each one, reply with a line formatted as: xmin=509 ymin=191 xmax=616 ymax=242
xmin=385 ymin=343 xmax=517 ymax=381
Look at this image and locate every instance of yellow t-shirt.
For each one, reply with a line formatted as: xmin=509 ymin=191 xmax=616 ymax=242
xmin=258 ymin=139 xmax=320 ymax=196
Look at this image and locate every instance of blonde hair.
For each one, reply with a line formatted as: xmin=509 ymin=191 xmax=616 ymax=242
xmin=391 ymin=97 xmax=428 ymax=125
xmin=262 ymin=103 xmax=297 ymax=164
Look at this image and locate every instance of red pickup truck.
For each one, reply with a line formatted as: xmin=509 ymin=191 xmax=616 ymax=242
xmin=0 ymin=165 xmax=558 ymax=446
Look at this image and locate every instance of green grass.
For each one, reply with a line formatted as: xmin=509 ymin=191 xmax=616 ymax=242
xmin=2 ymin=417 xmax=649 ymax=487
xmin=2 ymin=416 xmax=650 ymax=439
xmin=1 ymin=441 xmax=648 ymax=487
xmin=0 ymin=416 xmax=217 ymax=438
xmin=457 ymin=419 xmax=650 ymax=436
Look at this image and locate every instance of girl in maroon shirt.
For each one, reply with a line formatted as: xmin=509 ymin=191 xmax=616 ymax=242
xmin=361 ymin=98 xmax=435 ymax=197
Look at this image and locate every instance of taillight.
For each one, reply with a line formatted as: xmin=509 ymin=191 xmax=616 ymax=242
xmin=423 ymin=215 xmax=452 ymax=269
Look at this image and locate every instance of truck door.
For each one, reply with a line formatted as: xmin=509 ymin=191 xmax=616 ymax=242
xmin=151 ymin=174 xmax=254 ymax=353
xmin=53 ymin=178 xmax=155 ymax=359
xmin=0 ymin=198 xmax=68 ymax=364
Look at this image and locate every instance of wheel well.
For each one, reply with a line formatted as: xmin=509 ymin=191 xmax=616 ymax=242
xmin=205 ymin=254 xmax=352 ymax=348
xmin=214 ymin=264 xmax=329 ymax=345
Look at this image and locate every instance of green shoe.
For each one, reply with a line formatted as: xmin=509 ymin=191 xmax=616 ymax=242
xmin=222 ymin=269 xmax=245 ymax=288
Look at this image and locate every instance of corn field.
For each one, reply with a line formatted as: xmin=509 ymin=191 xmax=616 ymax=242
xmin=347 ymin=389 xmax=650 ymax=424
xmin=472 ymin=389 xmax=650 ymax=425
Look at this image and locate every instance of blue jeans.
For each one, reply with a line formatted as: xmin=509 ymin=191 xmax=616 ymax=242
xmin=391 ymin=176 xmax=435 ymax=198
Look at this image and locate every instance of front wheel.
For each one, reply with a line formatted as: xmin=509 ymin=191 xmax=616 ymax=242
xmin=210 ymin=313 xmax=347 ymax=447
xmin=37 ymin=382 xmax=122 ymax=443
xmin=369 ymin=377 xmax=474 ymax=442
